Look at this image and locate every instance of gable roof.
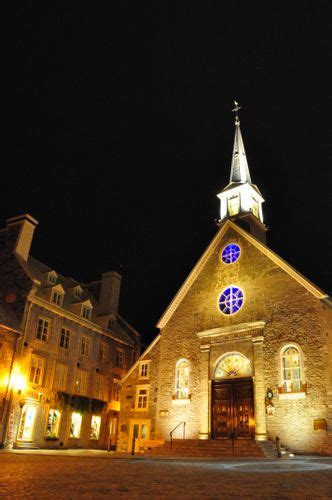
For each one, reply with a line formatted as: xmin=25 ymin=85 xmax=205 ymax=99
xmin=157 ymin=220 xmax=328 ymax=329
xmin=120 ymin=334 xmax=161 ymax=384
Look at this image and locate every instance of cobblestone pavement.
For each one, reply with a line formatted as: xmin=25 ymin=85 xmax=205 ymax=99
xmin=0 ymin=451 xmax=331 ymax=499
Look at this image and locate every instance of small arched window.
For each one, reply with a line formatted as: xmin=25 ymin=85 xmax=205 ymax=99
xmin=281 ymin=346 xmax=302 ymax=393
xmin=175 ymin=360 xmax=190 ymax=399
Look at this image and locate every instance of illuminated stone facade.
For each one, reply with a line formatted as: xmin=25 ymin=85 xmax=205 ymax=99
xmin=0 ymin=215 xmax=140 ymax=449
xmin=118 ymin=117 xmax=332 ymax=455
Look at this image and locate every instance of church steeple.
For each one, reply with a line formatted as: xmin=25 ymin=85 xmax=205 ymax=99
xmin=217 ymin=101 xmax=267 ymax=243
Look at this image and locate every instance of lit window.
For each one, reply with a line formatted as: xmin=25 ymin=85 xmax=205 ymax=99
xmin=281 ymin=346 xmax=302 ymax=393
xmin=136 ymin=386 xmax=149 ymax=410
xmin=53 ymin=363 xmax=67 ymax=391
xmin=29 ymin=355 xmax=44 ymax=385
xmin=17 ymin=404 xmax=37 ymax=441
xmin=221 ymin=243 xmax=241 ymax=264
xmin=75 ymin=369 xmax=88 ymax=395
xmin=175 ymin=360 xmax=190 ymax=399
xmin=90 ymin=415 xmax=101 ymax=440
xmin=228 ymin=194 xmax=240 ymax=216
xmin=139 ymin=362 xmax=149 ymax=378
xmin=218 ymin=286 xmax=244 ymax=315
xmin=51 ymin=290 xmax=63 ymax=306
xmin=82 ymin=305 xmax=92 ymax=320
xmin=215 ymin=353 xmax=252 ymax=378
xmin=112 ymin=379 xmax=121 ymax=401
xmin=36 ymin=318 xmax=49 ymax=342
xmin=45 ymin=409 xmax=61 ymax=438
xmin=95 ymin=374 xmax=106 ymax=400
xmin=59 ymin=328 xmax=70 ymax=349
xmin=70 ymin=412 xmax=82 ymax=438
xmin=99 ymin=342 xmax=108 ymax=363
xmin=116 ymin=349 xmax=124 ymax=369
xmin=80 ymin=336 xmax=90 ymax=357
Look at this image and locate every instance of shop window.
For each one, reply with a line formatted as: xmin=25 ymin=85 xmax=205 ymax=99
xmin=29 ymin=355 xmax=44 ymax=385
xmin=139 ymin=361 xmax=150 ymax=378
xmin=53 ymin=363 xmax=67 ymax=391
xmin=281 ymin=346 xmax=303 ymax=393
xmin=75 ymin=369 xmax=88 ymax=395
xmin=116 ymin=348 xmax=124 ymax=369
xmin=80 ymin=336 xmax=90 ymax=357
xmin=45 ymin=409 xmax=61 ymax=438
xmin=59 ymin=328 xmax=70 ymax=350
xmin=90 ymin=415 xmax=101 ymax=440
xmin=135 ymin=385 xmax=149 ymax=410
xmin=36 ymin=318 xmax=50 ymax=342
xmin=175 ymin=359 xmax=190 ymax=399
xmin=70 ymin=412 xmax=82 ymax=438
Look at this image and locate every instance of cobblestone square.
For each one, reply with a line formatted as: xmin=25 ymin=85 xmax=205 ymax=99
xmin=0 ymin=451 xmax=332 ymax=498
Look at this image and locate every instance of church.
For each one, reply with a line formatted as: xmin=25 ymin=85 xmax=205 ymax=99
xmin=117 ymin=106 xmax=332 ymax=456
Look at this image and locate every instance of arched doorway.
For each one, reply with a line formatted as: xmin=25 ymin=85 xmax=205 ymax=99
xmin=212 ymin=352 xmax=254 ymax=439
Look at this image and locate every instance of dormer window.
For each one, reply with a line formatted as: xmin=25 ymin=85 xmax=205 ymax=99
xmin=51 ymin=290 xmax=63 ymax=307
xmin=82 ymin=305 xmax=92 ymax=320
xmin=74 ymin=286 xmax=83 ymax=299
xmin=47 ymin=272 xmax=57 ymax=285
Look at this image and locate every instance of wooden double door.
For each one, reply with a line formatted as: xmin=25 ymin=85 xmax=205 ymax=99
xmin=212 ymin=377 xmax=254 ymax=439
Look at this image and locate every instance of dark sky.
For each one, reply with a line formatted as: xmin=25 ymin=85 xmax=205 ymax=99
xmin=13 ymin=3 xmax=332 ymax=343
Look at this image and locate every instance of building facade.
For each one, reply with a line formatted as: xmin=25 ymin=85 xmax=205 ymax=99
xmin=118 ymin=111 xmax=332 ymax=455
xmin=0 ymin=215 xmax=140 ymax=449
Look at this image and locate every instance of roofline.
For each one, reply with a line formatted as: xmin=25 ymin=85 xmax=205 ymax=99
xmin=120 ymin=334 xmax=161 ymax=384
xmin=157 ymin=220 xmax=328 ymax=329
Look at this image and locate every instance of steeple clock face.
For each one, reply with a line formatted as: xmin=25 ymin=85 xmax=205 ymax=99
xmin=221 ymin=243 xmax=241 ymax=264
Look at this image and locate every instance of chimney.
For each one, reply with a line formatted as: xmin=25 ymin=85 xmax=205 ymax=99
xmin=99 ymin=271 xmax=122 ymax=315
xmin=6 ymin=214 xmax=39 ymax=261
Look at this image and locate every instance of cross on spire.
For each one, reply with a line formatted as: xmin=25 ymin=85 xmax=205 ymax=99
xmin=232 ymin=100 xmax=241 ymax=125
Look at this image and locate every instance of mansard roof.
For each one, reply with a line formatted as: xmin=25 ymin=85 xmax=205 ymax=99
xmin=157 ymin=220 xmax=328 ymax=329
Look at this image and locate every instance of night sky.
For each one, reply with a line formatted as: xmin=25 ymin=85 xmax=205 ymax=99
xmin=13 ymin=4 xmax=332 ymax=343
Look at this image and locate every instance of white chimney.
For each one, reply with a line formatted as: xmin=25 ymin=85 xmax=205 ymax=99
xmin=6 ymin=214 xmax=38 ymax=261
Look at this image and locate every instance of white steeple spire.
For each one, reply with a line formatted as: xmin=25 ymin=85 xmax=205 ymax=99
xmin=217 ymin=101 xmax=266 ymax=236
xmin=230 ymin=104 xmax=252 ymax=183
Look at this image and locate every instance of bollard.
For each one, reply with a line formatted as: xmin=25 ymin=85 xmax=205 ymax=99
xmin=276 ymin=436 xmax=282 ymax=458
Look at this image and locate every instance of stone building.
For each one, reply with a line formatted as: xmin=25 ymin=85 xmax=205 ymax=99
xmin=0 ymin=214 xmax=140 ymax=449
xmin=118 ymin=110 xmax=332 ymax=456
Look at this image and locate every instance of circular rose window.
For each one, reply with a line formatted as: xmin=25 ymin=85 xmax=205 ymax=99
xmin=218 ymin=286 xmax=244 ymax=315
xmin=221 ymin=243 xmax=240 ymax=264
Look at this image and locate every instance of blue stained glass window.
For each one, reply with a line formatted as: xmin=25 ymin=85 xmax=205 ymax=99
xmin=221 ymin=243 xmax=241 ymax=264
xmin=218 ymin=287 xmax=244 ymax=315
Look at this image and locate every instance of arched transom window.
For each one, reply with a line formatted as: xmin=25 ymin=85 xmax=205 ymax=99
xmin=214 ymin=353 xmax=252 ymax=379
xmin=281 ymin=346 xmax=302 ymax=393
xmin=175 ymin=360 xmax=190 ymax=399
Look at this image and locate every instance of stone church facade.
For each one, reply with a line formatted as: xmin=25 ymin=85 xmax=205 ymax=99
xmin=118 ymin=109 xmax=332 ymax=455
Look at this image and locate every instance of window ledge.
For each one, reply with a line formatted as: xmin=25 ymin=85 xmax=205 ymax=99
xmin=279 ymin=392 xmax=306 ymax=400
xmin=171 ymin=398 xmax=191 ymax=406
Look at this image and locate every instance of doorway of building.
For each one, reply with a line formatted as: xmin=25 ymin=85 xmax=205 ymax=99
xmin=16 ymin=403 xmax=37 ymax=442
xmin=128 ymin=419 xmax=150 ymax=452
xmin=212 ymin=377 xmax=254 ymax=439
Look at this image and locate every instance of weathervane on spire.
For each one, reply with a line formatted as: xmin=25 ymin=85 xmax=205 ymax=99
xmin=232 ymin=100 xmax=241 ymax=125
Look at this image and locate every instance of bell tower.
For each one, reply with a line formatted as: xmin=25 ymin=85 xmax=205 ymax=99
xmin=217 ymin=101 xmax=267 ymax=243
